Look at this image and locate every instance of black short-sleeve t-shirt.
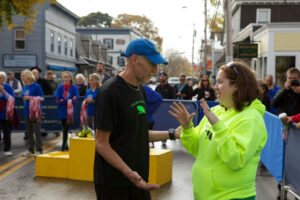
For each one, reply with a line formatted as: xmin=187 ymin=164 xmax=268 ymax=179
xmin=94 ymin=75 xmax=149 ymax=186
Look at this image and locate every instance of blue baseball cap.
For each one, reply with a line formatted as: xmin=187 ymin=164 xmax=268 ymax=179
xmin=121 ymin=38 xmax=168 ymax=65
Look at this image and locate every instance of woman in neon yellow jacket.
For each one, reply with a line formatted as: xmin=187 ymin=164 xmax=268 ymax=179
xmin=170 ymin=61 xmax=267 ymax=200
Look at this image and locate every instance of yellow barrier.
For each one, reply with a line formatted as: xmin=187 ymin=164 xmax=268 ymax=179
xmin=149 ymin=148 xmax=173 ymax=185
xmin=68 ymin=137 xmax=95 ymax=181
xmin=35 ymin=151 xmax=69 ymax=178
xmin=36 ymin=137 xmax=173 ymax=185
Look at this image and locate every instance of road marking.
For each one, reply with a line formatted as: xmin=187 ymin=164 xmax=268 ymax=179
xmin=0 ymin=136 xmax=61 ymax=173
xmin=0 ymin=135 xmax=62 ymax=180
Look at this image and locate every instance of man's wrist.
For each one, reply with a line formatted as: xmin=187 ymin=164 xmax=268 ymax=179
xmin=168 ymin=128 xmax=175 ymax=140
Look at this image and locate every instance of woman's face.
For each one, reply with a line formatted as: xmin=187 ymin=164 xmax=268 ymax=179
xmin=62 ymin=73 xmax=71 ymax=84
xmin=0 ymin=75 xmax=5 ymax=85
xmin=89 ymin=77 xmax=96 ymax=87
xmin=214 ymin=70 xmax=236 ymax=109
xmin=202 ymin=77 xmax=209 ymax=87
xmin=76 ymin=76 xmax=84 ymax=85
xmin=21 ymin=74 xmax=31 ymax=86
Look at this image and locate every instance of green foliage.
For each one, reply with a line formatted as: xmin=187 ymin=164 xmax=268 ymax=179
xmin=0 ymin=0 xmax=55 ymax=33
xmin=111 ymin=14 xmax=163 ymax=51
xmin=77 ymin=12 xmax=113 ymax=27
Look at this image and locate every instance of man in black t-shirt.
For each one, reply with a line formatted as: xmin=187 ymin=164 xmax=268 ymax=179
xmin=155 ymin=71 xmax=176 ymax=99
xmin=94 ymin=38 xmax=175 ymax=200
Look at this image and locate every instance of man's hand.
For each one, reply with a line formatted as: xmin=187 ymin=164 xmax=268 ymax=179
xmin=291 ymin=86 xmax=300 ymax=94
xmin=126 ymin=170 xmax=159 ymax=191
xmin=280 ymin=116 xmax=292 ymax=124
xmin=296 ymin=122 xmax=300 ymax=129
xmin=175 ymin=126 xmax=181 ymax=139
xmin=284 ymin=80 xmax=291 ymax=90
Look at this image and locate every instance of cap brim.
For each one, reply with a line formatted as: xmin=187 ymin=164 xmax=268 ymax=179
xmin=145 ymin=54 xmax=168 ymax=65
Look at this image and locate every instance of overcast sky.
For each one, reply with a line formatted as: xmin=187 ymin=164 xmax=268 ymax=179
xmin=59 ymin=0 xmax=205 ymax=63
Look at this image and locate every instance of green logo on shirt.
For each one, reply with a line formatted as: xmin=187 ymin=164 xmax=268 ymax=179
xmin=137 ymin=105 xmax=146 ymax=114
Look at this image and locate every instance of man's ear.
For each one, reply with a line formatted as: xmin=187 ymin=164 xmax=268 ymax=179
xmin=129 ymin=54 xmax=138 ymax=65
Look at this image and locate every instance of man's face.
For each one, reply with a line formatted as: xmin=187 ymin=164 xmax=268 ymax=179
xmin=179 ymin=76 xmax=186 ymax=84
xmin=160 ymin=74 xmax=167 ymax=83
xmin=265 ymin=76 xmax=273 ymax=86
xmin=287 ymin=72 xmax=299 ymax=81
xmin=97 ymin=63 xmax=104 ymax=73
xmin=8 ymin=74 xmax=14 ymax=80
xmin=32 ymin=69 xmax=40 ymax=80
xmin=134 ymin=55 xmax=158 ymax=84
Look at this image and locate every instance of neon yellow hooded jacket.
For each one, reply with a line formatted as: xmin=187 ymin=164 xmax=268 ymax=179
xmin=181 ymin=99 xmax=267 ymax=200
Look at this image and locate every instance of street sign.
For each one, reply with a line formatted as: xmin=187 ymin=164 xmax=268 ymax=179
xmin=238 ymin=43 xmax=258 ymax=58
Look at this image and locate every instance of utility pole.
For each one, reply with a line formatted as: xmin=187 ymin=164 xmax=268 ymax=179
xmin=203 ymin=0 xmax=208 ymax=75
xmin=225 ymin=0 xmax=233 ymax=63
xmin=192 ymin=24 xmax=195 ymax=78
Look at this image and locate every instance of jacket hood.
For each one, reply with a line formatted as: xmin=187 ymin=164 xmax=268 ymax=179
xmin=247 ymin=98 xmax=265 ymax=116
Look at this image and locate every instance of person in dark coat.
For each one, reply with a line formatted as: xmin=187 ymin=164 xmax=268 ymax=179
xmin=75 ymin=73 xmax=87 ymax=96
xmin=258 ymin=80 xmax=271 ymax=112
xmin=193 ymin=75 xmax=216 ymax=101
xmin=155 ymin=71 xmax=176 ymax=99
xmin=96 ymin=62 xmax=111 ymax=84
xmin=31 ymin=67 xmax=53 ymax=95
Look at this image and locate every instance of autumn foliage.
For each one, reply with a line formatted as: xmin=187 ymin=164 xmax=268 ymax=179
xmin=0 ymin=0 xmax=56 ymax=33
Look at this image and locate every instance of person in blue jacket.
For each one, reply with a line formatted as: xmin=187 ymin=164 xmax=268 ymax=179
xmin=0 ymin=72 xmax=15 ymax=156
xmin=21 ymin=69 xmax=44 ymax=157
xmin=142 ymin=84 xmax=163 ymax=147
xmin=85 ymin=73 xmax=101 ymax=129
xmin=55 ymin=71 xmax=79 ymax=151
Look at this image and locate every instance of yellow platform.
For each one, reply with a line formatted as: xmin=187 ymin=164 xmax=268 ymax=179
xmin=149 ymin=148 xmax=173 ymax=185
xmin=36 ymin=137 xmax=173 ymax=185
xmin=35 ymin=151 xmax=69 ymax=178
xmin=68 ymin=137 xmax=95 ymax=181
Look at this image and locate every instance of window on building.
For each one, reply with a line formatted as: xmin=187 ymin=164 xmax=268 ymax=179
xmin=64 ymin=36 xmax=68 ymax=55
xmin=58 ymin=34 xmax=61 ymax=54
xmin=257 ymin=9 xmax=271 ymax=24
xmin=108 ymin=56 xmax=113 ymax=65
xmin=118 ymin=56 xmax=126 ymax=66
xmin=103 ymin=38 xmax=114 ymax=50
xmin=15 ymin=30 xmax=25 ymax=50
xmin=70 ymin=39 xmax=73 ymax=57
xmin=50 ymin=31 xmax=54 ymax=52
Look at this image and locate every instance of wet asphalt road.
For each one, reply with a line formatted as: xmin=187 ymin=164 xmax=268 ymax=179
xmin=0 ymin=132 xmax=293 ymax=200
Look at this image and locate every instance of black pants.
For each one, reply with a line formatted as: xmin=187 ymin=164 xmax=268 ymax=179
xmin=0 ymin=120 xmax=11 ymax=151
xmin=94 ymin=184 xmax=151 ymax=200
xmin=61 ymin=119 xmax=70 ymax=151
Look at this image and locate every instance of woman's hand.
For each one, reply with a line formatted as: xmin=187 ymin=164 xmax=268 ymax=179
xmin=200 ymin=98 xmax=219 ymax=125
xmin=169 ymin=102 xmax=195 ymax=129
xmin=23 ymin=96 xmax=30 ymax=101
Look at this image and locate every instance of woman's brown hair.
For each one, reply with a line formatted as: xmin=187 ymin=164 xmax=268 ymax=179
xmin=220 ymin=60 xmax=260 ymax=111
xmin=198 ymin=75 xmax=212 ymax=89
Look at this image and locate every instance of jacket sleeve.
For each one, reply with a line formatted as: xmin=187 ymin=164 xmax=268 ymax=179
xmin=169 ymin=86 xmax=176 ymax=99
xmin=271 ymin=88 xmax=288 ymax=109
xmin=212 ymin=113 xmax=267 ymax=171
xmin=180 ymin=120 xmax=206 ymax=158
xmin=291 ymin=113 xmax=300 ymax=123
xmin=144 ymin=85 xmax=163 ymax=113
xmin=208 ymin=88 xmax=216 ymax=101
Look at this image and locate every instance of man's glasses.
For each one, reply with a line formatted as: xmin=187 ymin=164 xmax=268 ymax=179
xmin=227 ymin=61 xmax=238 ymax=75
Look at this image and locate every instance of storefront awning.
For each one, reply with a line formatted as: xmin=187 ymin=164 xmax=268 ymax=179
xmin=48 ymin=65 xmax=77 ymax=72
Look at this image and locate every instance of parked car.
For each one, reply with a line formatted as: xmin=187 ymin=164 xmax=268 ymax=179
xmin=168 ymin=77 xmax=180 ymax=86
